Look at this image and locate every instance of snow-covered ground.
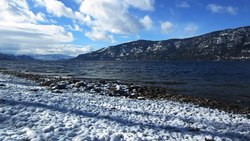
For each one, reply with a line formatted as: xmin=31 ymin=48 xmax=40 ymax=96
xmin=0 ymin=73 xmax=249 ymax=141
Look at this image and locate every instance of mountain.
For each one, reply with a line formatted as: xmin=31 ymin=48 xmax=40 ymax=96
xmin=74 ymin=26 xmax=250 ymax=61
xmin=0 ymin=53 xmax=34 ymax=60
xmin=0 ymin=53 xmax=72 ymax=61
xmin=0 ymin=53 xmax=16 ymax=60
xmin=28 ymin=54 xmax=73 ymax=60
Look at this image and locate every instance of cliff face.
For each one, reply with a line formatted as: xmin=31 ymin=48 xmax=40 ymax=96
xmin=75 ymin=26 xmax=250 ymax=61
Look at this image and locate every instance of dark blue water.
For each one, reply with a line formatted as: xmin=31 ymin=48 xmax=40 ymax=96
xmin=0 ymin=60 xmax=250 ymax=105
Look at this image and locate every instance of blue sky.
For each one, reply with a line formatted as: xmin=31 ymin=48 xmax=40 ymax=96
xmin=0 ymin=0 xmax=249 ymax=56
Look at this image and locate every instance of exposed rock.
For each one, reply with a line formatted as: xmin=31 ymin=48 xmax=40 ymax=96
xmin=41 ymin=80 xmax=54 ymax=86
xmin=52 ymin=84 xmax=67 ymax=90
xmin=86 ymin=85 xmax=94 ymax=91
xmin=1 ymin=70 xmax=249 ymax=114
xmin=0 ymin=84 xmax=5 ymax=87
xmin=52 ymin=90 xmax=63 ymax=93
xmin=247 ymin=114 xmax=250 ymax=119
xmin=137 ymin=97 xmax=146 ymax=100
xmin=75 ymin=81 xmax=86 ymax=88
xmin=205 ymin=138 xmax=215 ymax=141
xmin=29 ymin=88 xmax=39 ymax=92
xmin=93 ymin=88 xmax=102 ymax=93
xmin=116 ymin=89 xmax=128 ymax=96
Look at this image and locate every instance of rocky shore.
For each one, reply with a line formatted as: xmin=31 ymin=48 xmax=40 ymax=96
xmin=0 ymin=70 xmax=249 ymax=115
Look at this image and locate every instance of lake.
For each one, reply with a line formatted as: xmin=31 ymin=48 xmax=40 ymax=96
xmin=0 ymin=60 xmax=250 ymax=106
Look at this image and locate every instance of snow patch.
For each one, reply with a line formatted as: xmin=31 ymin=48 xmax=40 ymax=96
xmin=0 ymin=73 xmax=249 ymax=140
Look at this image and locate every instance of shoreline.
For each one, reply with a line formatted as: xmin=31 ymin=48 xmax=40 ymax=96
xmin=1 ymin=71 xmax=250 ymax=140
xmin=1 ymin=70 xmax=249 ymax=115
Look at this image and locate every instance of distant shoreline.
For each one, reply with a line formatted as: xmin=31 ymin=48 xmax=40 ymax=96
xmin=1 ymin=69 xmax=249 ymax=115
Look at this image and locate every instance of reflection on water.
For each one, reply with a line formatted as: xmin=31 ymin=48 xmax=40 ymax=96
xmin=0 ymin=60 xmax=250 ymax=106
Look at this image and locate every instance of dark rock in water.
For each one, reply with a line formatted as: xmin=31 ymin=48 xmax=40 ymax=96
xmin=71 ymin=79 xmax=80 ymax=84
xmin=137 ymin=97 xmax=146 ymax=100
xmin=52 ymin=84 xmax=67 ymax=90
xmin=94 ymin=88 xmax=102 ymax=93
xmin=129 ymin=85 xmax=140 ymax=92
xmin=75 ymin=81 xmax=86 ymax=88
xmin=245 ymin=115 xmax=250 ymax=120
xmin=0 ymin=84 xmax=6 ymax=87
xmin=109 ymin=86 xmax=116 ymax=92
xmin=50 ymin=83 xmax=57 ymax=88
xmin=115 ymin=89 xmax=128 ymax=96
xmin=205 ymin=138 xmax=215 ymax=141
xmin=86 ymin=85 xmax=94 ymax=91
xmin=2 ymin=70 xmax=249 ymax=114
xmin=41 ymin=80 xmax=54 ymax=86
xmin=52 ymin=90 xmax=63 ymax=93
xmin=99 ymin=80 xmax=106 ymax=84
xmin=29 ymin=88 xmax=39 ymax=92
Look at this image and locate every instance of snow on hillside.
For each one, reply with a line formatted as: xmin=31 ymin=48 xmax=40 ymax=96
xmin=0 ymin=73 xmax=249 ymax=140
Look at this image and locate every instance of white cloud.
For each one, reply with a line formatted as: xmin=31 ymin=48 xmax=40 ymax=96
xmin=35 ymin=0 xmax=75 ymax=18
xmin=207 ymin=4 xmax=237 ymax=15
xmin=68 ymin=23 xmax=83 ymax=32
xmin=35 ymin=0 xmax=91 ymax=25
xmin=123 ymin=0 xmax=155 ymax=11
xmin=85 ymin=28 xmax=112 ymax=42
xmin=207 ymin=4 xmax=223 ymax=13
xmin=184 ymin=24 xmax=198 ymax=33
xmin=0 ymin=0 xmax=45 ymax=23
xmin=74 ymin=12 xmax=92 ymax=26
xmin=79 ymin=0 xmax=141 ymax=34
xmin=0 ymin=0 xmax=90 ymax=56
xmin=161 ymin=21 xmax=174 ymax=34
xmin=140 ymin=15 xmax=153 ymax=30
xmin=85 ymin=27 xmax=116 ymax=43
xmin=33 ymin=0 xmax=155 ymax=42
xmin=73 ymin=0 xmax=83 ymax=4
xmin=0 ymin=0 xmax=156 ymax=55
xmin=176 ymin=1 xmax=190 ymax=8
xmin=0 ymin=22 xmax=91 ymax=56
xmin=226 ymin=6 xmax=237 ymax=15
xmin=79 ymin=0 xmax=154 ymax=41
xmin=0 ymin=22 xmax=74 ymax=51
xmin=14 ymin=44 xmax=92 ymax=56
xmin=1 ymin=22 xmax=73 ymax=42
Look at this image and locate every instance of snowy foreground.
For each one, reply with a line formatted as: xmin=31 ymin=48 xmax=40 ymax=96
xmin=0 ymin=74 xmax=249 ymax=141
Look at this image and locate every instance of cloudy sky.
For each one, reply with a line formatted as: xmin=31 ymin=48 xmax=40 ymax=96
xmin=0 ymin=0 xmax=249 ymax=56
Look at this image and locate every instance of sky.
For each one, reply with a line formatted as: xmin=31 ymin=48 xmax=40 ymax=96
xmin=0 ymin=0 xmax=249 ymax=56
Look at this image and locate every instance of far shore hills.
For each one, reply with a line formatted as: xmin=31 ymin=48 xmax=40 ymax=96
xmin=1 ymin=25 xmax=250 ymax=61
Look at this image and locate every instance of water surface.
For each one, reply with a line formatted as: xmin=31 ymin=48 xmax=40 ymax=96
xmin=0 ymin=60 xmax=250 ymax=106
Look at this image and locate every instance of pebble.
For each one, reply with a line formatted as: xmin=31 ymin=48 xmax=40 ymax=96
xmin=41 ymin=80 xmax=53 ymax=86
xmin=0 ymin=84 xmax=6 ymax=87
xmin=75 ymin=81 xmax=86 ymax=88
xmin=1 ymin=70 xmax=249 ymax=114
xmin=52 ymin=90 xmax=63 ymax=93
xmin=29 ymin=88 xmax=39 ymax=92
xmin=137 ymin=97 xmax=146 ymax=100
xmin=56 ymin=84 xmax=67 ymax=90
